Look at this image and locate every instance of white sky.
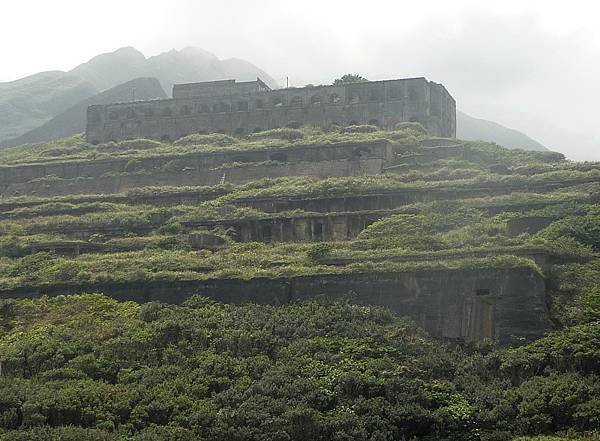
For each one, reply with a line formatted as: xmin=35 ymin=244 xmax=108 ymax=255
xmin=1 ymin=0 xmax=599 ymax=159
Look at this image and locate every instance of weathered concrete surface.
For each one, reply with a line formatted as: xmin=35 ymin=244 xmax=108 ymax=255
xmin=507 ymin=216 xmax=558 ymax=236
xmin=0 ymin=140 xmax=390 ymax=197
xmin=0 ymin=267 xmax=550 ymax=344
xmin=86 ymin=77 xmax=456 ymax=142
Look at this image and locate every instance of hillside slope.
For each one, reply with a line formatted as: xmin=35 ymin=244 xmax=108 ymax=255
xmin=0 ymin=47 xmax=278 ymax=144
xmin=0 ymin=125 xmax=598 ymax=439
xmin=0 ymin=71 xmax=96 ymax=141
xmin=2 ymin=78 xmax=166 ymax=148
xmin=458 ymin=110 xmax=547 ymax=151
xmin=70 ymin=46 xmax=278 ymax=95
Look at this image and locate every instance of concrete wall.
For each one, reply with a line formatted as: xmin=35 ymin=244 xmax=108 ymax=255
xmin=0 ymin=140 xmax=389 ymax=196
xmin=507 ymin=216 xmax=558 ymax=236
xmin=0 ymin=267 xmax=550 ymax=344
xmin=86 ymin=77 xmax=456 ymax=143
xmin=185 ymin=212 xmax=386 ymax=243
xmin=173 ymin=79 xmax=270 ymax=99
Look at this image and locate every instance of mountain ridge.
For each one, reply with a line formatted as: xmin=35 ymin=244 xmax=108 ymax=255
xmin=457 ymin=110 xmax=547 ymax=151
xmin=0 ymin=47 xmax=279 ymax=144
xmin=1 ymin=77 xmax=167 ymax=148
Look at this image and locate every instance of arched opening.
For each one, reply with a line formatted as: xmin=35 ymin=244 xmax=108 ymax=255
xmin=237 ymin=101 xmax=249 ymax=111
xmin=126 ymin=108 xmax=136 ymax=119
xmin=213 ymin=102 xmax=229 ymax=113
xmin=329 ymin=93 xmax=341 ymax=104
xmin=290 ymin=96 xmax=303 ymax=107
xmin=310 ymin=95 xmax=322 ymax=105
xmin=162 ymin=107 xmax=173 ymax=117
xmin=109 ymin=111 xmax=119 ymax=121
xmin=261 ymin=224 xmax=273 ymax=242
xmin=313 ymin=222 xmax=324 ymax=241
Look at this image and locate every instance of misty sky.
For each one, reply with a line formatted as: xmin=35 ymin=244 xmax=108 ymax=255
xmin=1 ymin=0 xmax=599 ymax=159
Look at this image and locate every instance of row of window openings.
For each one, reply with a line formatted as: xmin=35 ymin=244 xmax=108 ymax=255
xmin=106 ymin=90 xmax=414 ymax=121
xmin=149 ymin=119 xmax=381 ymax=142
xmin=140 ymin=118 xmax=381 ymax=138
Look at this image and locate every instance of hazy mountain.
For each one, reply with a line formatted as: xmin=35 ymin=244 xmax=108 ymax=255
xmin=70 ymin=46 xmax=278 ymax=96
xmin=2 ymin=78 xmax=166 ymax=148
xmin=457 ymin=110 xmax=547 ymax=151
xmin=0 ymin=47 xmax=278 ymax=144
xmin=0 ymin=71 xmax=96 ymax=141
xmin=69 ymin=47 xmax=148 ymax=91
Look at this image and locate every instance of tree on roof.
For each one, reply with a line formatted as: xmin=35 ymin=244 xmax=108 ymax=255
xmin=333 ymin=74 xmax=368 ymax=85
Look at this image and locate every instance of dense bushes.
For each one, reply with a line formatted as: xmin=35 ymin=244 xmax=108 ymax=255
xmin=0 ymin=295 xmax=598 ymax=439
xmin=173 ymin=133 xmax=237 ymax=147
xmin=0 ymin=126 xmax=598 ymax=440
xmin=341 ymin=124 xmax=379 ymax=133
xmin=537 ymin=213 xmax=600 ymax=250
xmin=249 ymin=128 xmax=305 ymax=141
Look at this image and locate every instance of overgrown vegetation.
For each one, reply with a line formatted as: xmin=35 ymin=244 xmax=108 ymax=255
xmin=0 ymin=126 xmax=598 ymax=439
xmin=0 ymin=295 xmax=598 ymax=440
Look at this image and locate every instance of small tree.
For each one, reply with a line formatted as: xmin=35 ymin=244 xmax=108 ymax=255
xmin=333 ymin=74 xmax=368 ymax=86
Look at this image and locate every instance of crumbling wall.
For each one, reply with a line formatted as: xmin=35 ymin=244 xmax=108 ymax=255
xmin=0 ymin=141 xmax=390 ymax=196
xmin=1 ymin=267 xmax=549 ymax=344
xmin=86 ymin=77 xmax=456 ymax=143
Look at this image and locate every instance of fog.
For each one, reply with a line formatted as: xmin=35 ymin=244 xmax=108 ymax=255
xmin=1 ymin=0 xmax=598 ymax=159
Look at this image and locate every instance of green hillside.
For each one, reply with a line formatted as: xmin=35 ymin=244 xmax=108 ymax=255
xmin=0 ymin=47 xmax=278 ymax=145
xmin=0 ymin=124 xmax=598 ymax=439
xmin=0 ymin=72 xmax=96 ymax=141
xmin=457 ymin=111 xmax=548 ymax=151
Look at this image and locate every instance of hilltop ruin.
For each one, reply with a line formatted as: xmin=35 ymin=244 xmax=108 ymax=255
xmin=85 ymin=77 xmax=456 ymax=143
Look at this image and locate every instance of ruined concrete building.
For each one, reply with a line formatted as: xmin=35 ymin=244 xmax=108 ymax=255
xmin=86 ymin=77 xmax=456 ymax=143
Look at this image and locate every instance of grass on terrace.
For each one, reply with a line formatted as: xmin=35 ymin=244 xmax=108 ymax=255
xmin=0 ymin=124 xmax=566 ymax=167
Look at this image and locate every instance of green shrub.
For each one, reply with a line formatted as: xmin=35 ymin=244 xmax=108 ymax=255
xmin=249 ymin=128 xmax=304 ymax=141
xmin=395 ymin=121 xmax=428 ymax=135
xmin=124 ymin=159 xmax=143 ymax=172
xmin=173 ymin=133 xmax=237 ymax=146
xmin=306 ymin=242 xmax=333 ymax=261
xmin=118 ymin=139 xmax=163 ymax=150
xmin=536 ymin=214 xmax=600 ymax=250
xmin=341 ymin=124 xmax=379 ymax=133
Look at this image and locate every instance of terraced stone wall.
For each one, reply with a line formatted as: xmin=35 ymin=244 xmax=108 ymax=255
xmin=0 ymin=267 xmax=549 ymax=344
